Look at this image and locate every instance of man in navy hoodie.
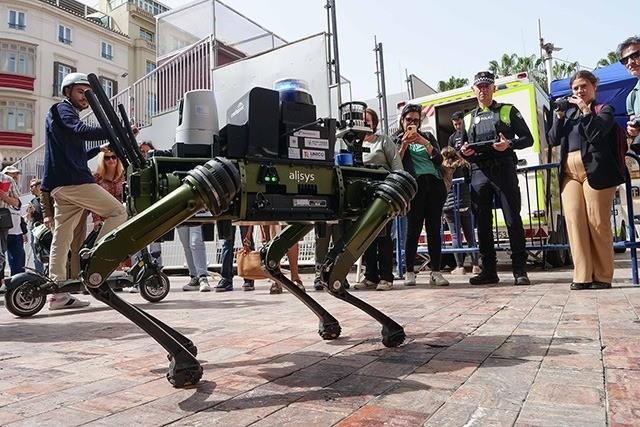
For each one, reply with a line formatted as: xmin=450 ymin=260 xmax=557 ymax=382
xmin=42 ymin=72 xmax=128 ymax=310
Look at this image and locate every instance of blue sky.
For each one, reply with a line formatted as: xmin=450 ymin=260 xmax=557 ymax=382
xmin=88 ymin=0 xmax=639 ymax=99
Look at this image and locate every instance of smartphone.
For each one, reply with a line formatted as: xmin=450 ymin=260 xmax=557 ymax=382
xmin=407 ymin=124 xmax=417 ymax=134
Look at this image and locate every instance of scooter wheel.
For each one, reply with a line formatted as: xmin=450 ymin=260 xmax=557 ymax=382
xmin=139 ymin=272 xmax=170 ymax=303
xmin=5 ymin=282 xmax=47 ymax=317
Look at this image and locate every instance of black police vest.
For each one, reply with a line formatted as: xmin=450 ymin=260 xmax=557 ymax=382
xmin=469 ymin=108 xmax=501 ymax=143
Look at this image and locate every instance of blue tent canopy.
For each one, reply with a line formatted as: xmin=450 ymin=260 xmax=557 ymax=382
xmin=550 ymin=62 xmax=636 ymax=126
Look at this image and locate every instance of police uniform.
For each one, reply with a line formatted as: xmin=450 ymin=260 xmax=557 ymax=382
xmin=465 ymin=72 xmax=533 ymax=283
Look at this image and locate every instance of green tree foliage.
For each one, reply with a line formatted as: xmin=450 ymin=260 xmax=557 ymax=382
xmin=596 ymin=51 xmax=621 ymax=68
xmin=437 ymin=76 xmax=469 ymax=92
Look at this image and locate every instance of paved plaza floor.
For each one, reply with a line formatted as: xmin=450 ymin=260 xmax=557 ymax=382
xmin=1 ymin=261 xmax=640 ymax=426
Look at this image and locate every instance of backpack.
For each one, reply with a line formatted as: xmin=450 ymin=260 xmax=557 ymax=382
xmin=594 ymin=104 xmax=628 ymax=179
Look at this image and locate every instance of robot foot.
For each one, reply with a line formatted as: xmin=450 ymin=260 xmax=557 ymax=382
xmin=166 ymin=356 xmax=203 ymax=388
xmin=318 ymin=320 xmax=342 ymax=340
xmin=381 ymin=323 xmax=406 ymax=348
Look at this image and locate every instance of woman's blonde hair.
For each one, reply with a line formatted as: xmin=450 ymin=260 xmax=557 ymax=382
xmin=95 ymin=150 xmax=124 ymax=182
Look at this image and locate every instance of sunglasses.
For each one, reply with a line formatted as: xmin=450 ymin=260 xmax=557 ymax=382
xmin=104 ymin=155 xmax=117 ymax=160
xmin=621 ymin=50 xmax=640 ymax=66
xmin=403 ymin=117 xmax=420 ymax=125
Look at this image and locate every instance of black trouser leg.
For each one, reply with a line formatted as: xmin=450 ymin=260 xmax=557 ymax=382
xmin=494 ymin=162 xmax=527 ymax=273
xmin=378 ymin=231 xmax=394 ymax=282
xmin=363 ymin=239 xmax=380 ymax=282
xmin=471 ymin=167 xmax=497 ymax=273
xmin=405 ymin=185 xmax=427 ymax=273
xmin=423 ymin=176 xmax=446 ymax=272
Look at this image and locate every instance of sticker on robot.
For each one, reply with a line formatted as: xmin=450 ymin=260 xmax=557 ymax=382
xmin=302 ymin=149 xmax=326 ymax=160
xmin=289 ymin=136 xmax=299 ymax=148
xmin=304 ymin=138 xmax=329 ymax=149
xmin=288 ymin=147 xmax=301 ymax=159
xmin=195 ymin=105 xmax=209 ymax=117
xmin=293 ymin=199 xmax=327 ymax=207
xmin=294 ymin=129 xmax=320 ymax=138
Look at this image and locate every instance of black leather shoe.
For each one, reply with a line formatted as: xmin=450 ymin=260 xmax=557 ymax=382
xmin=469 ymin=271 xmax=500 ymax=286
xmin=570 ymin=282 xmax=591 ymax=290
xmin=590 ymin=281 xmax=612 ymax=290
xmin=514 ymin=273 xmax=530 ymax=286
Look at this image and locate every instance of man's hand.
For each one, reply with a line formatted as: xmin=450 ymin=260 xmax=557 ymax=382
xmin=23 ymin=234 xmax=28 ymax=243
xmin=44 ymin=216 xmax=53 ymax=229
xmin=493 ymin=133 xmax=511 ymax=152
xmin=131 ymin=126 xmax=139 ymax=137
xmin=461 ymin=142 xmax=475 ymax=157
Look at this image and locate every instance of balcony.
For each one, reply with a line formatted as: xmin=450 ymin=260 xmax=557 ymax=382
xmin=0 ymin=73 xmax=35 ymax=91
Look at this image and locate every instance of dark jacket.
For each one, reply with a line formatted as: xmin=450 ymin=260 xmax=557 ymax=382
xmin=392 ymin=130 xmax=442 ymax=178
xmin=547 ymin=104 xmax=624 ymax=190
xmin=42 ymin=100 xmax=105 ymax=191
xmin=465 ymin=102 xmax=533 ymax=164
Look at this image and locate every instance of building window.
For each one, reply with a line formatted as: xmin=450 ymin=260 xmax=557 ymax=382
xmin=145 ymin=60 xmax=156 ymax=74
xmin=8 ymin=10 xmax=26 ymax=30
xmin=101 ymin=42 xmax=113 ymax=60
xmin=139 ymin=28 xmax=154 ymax=43
xmin=0 ymin=41 xmax=36 ymax=77
xmin=58 ymin=25 xmax=72 ymax=45
xmin=99 ymin=76 xmax=118 ymax=98
xmin=132 ymin=0 xmax=168 ymax=16
xmin=53 ymin=61 xmax=76 ymax=96
xmin=0 ymin=100 xmax=34 ymax=132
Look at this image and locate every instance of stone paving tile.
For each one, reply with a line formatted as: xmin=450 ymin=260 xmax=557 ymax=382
xmin=425 ymin=403 xmax=519 ymax=426
xmin=2 ymin=271 xmax=640 ymax=425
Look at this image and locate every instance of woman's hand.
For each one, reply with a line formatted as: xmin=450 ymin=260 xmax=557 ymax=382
xmin=405 ymin=132 xmax=433 ymax=155
xmin=568 ymin=95 xmax=590 ymax=115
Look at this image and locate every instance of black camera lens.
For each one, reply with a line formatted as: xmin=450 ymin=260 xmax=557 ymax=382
xmin=555 ymin=97 xmax=570 ymax=112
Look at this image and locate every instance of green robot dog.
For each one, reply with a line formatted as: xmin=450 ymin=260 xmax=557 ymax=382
xmin=80 ymin=74 xmax=417 ymax=387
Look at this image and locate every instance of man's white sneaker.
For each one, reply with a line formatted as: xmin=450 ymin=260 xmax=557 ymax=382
xmin=354 ymin=279 xmax=377 ymax=290
xmin=472 ymin=265 xmax=482 ymax=275
xmin=182 ymin=277 xmax=199 ymax=291
xmin=404 ymin=272 xmax=416 ymax=286
xmin=199 ymin=277 xmax=211 ymax=292
xmin=49 ymin=295 xmax=90 ymax=310
xmin=430 ymin=271 xmax=450 ymax=286
xmin=451 ymin=266 xmax=466 ymax=275
xmin=376 ymin=280 xmax=393 ymax=291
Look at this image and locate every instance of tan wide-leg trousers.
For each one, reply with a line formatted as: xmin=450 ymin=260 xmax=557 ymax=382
xmin=561 ymin=151 xmax=617 ymax=283
xmin=50 ymin=183 xmax=127 ymax=282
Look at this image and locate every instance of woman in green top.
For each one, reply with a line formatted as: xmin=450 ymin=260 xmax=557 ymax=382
xmin=355 ymin=108 xmax=403 ymax=291
xmin=394 ymin=103 xmax=449 ymax=287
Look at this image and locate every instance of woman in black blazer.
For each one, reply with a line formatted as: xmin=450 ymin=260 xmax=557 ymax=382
xmin=548 ymin=70 xmax=624 ymax=290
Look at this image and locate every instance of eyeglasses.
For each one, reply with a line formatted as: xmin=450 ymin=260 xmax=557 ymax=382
xmin=104 ymin=155 xmax=117 ymax=160
xmin=621 ymin=50 xmax=640 ymax=66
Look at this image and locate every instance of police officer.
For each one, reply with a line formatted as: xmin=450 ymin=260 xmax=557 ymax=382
xmin=461 ymin=71 xmax=533 ymax=286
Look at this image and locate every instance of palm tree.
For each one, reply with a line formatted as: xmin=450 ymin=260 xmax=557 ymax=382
xmin=597 ymin=51 xmax=620 ymax=68
xmin=437 ymin=76 xmax=469 ymax=92
xmin=488 ymin=53 xmax=518 ymax=77
xmin=552 ymin=61 xmax=578 ymax=80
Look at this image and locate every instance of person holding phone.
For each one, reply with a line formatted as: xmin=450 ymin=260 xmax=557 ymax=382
xmin=548 ymin=70 xmax=623 ymax=290
xmin=617 ymin=36 xmax=640 ymax=152
xmin=394 ymin=103 xmax=449 ymax=287
xmin=460 ymin=71 xmax=533 ymax=286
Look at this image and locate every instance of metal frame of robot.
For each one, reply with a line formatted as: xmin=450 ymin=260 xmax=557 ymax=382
xmin=79 ymin=73 xmax=418 ymax=387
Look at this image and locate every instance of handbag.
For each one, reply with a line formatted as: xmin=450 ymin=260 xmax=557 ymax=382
xmin=236 ymin=227 xmax=268 ymax=280
xmin=0 ymin=208 xmax=13 ymax=230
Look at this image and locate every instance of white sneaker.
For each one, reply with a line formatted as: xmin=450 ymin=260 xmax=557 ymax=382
xmin=182 ymin=277 xmax=199 ymax=291
xmin=451 ymin=266 xmax=466 ymax=275
xmin=430 ymin=271 xmax=450 ymax=286
xmin=354 ymin=279 xmax=377 ymax=290
xmin=49 ymin=294 xmax=90 ymax=310
xmin=199 ymin=277 xmax=211 ymax=292
xmin=376 ymin=280 xmax=393 ymax=291
xmin=404 ymin=272 xmax=416 ymax=286
xmin=472 ymin=265 xmax=482 ymax=275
